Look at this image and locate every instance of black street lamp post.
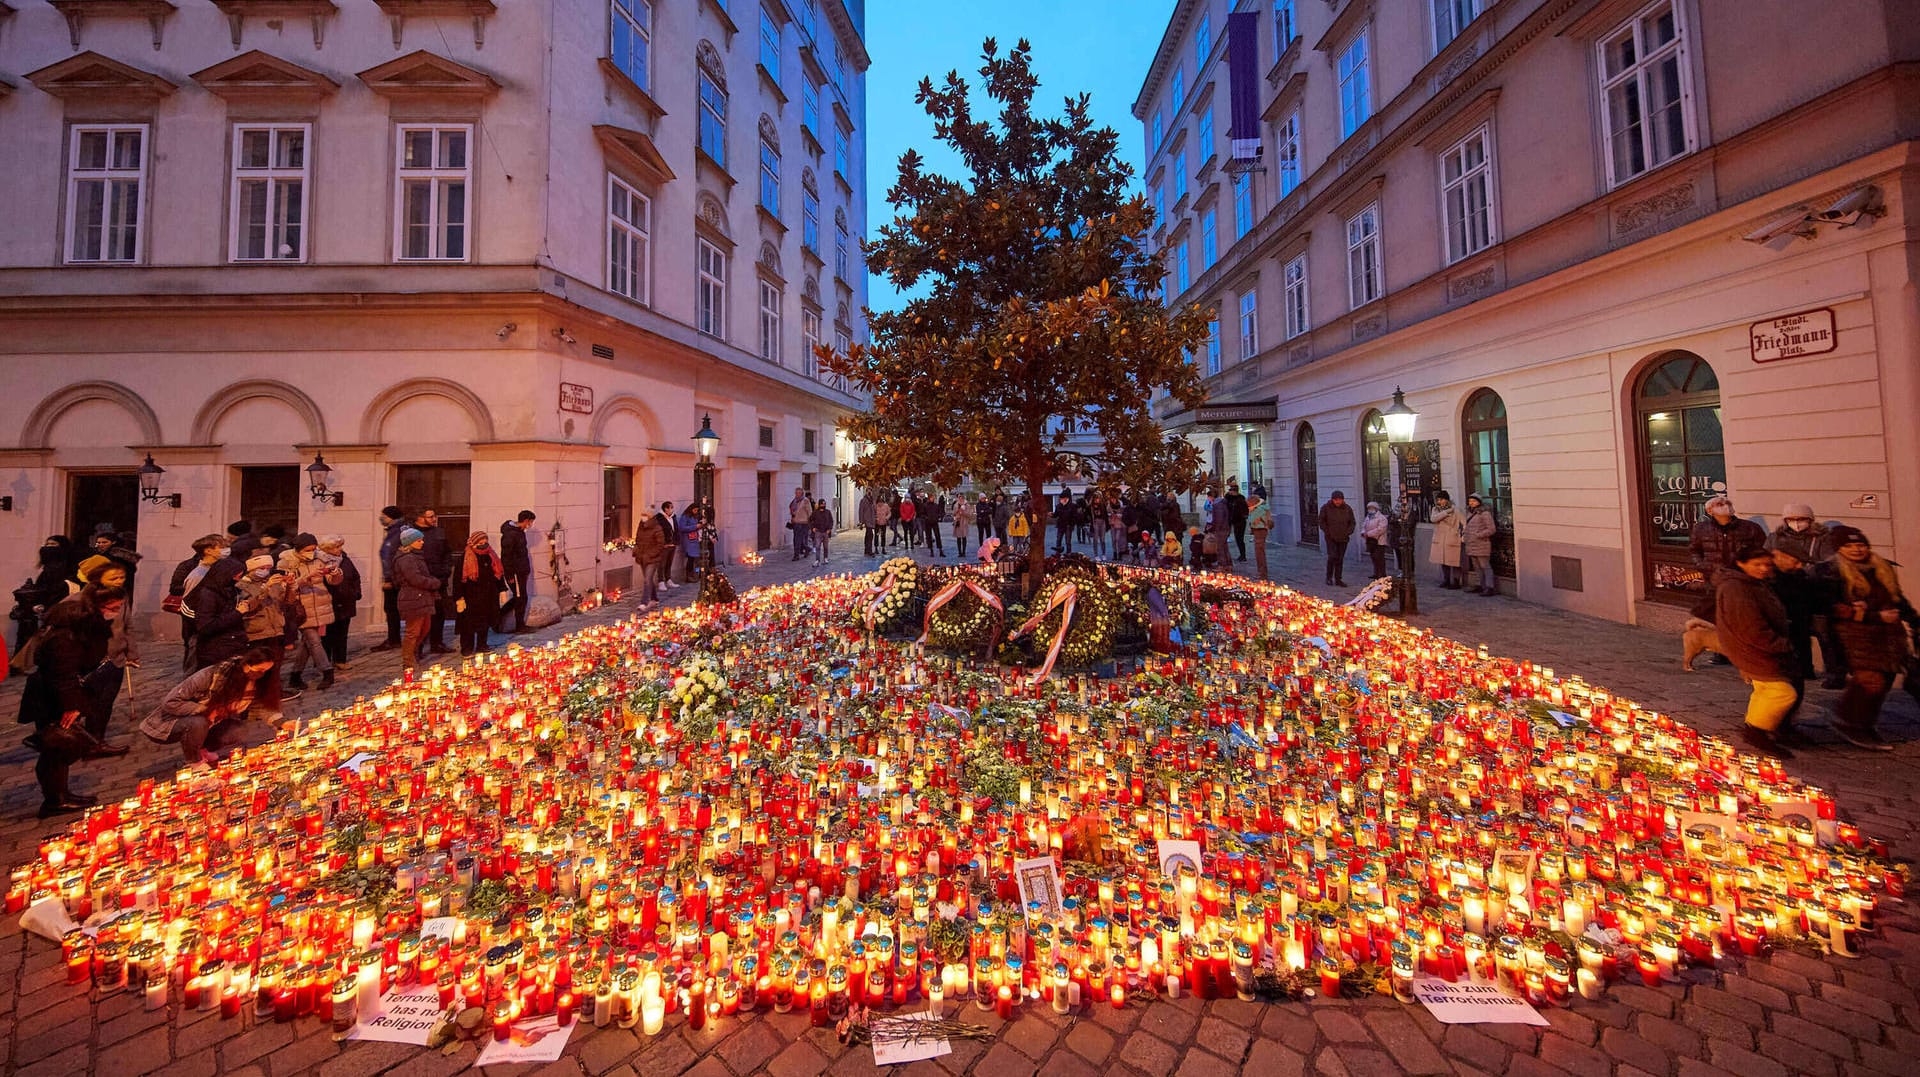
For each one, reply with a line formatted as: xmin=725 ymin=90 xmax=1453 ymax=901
xmin=692 ymin=415 xmax=722 ymax=603
xmin=1382 ymin=387 xmax=1420 ymax=616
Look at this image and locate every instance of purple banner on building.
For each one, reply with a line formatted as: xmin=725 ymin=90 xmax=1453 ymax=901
xmin=1227 ymin=11 xmax=1261 ymax=161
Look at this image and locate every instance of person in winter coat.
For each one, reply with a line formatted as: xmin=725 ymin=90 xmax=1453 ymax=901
xmin=1766 ymin=536 xmax=1836 ymax=696
xmin=1226 ymin=485 xmax=1250 ymax=561
xmin=1463 ymin=494 xmax=1500 ymax=596
xmin=392 ymin=529 xmax=441 ymax=674
xmin=372 ymin=507 xmax=407 ymax=652
xmin=1205 ymin=493 xmax=1234 ymax=570
xmin=236 ymin=551 xmax=296 ymax=702
xmin=651 ymin=502 xmax=680 ymax=589
xmin=992 ymin=495 xmax=1011 ymax=544
xmin=1714 ymin=547 xmax=1799 ymax=760
xmin=924 ymin=495 xmax=946 ymax=557
xmin=631 ymin=511 xmax=668 ymax=605
xmin=1688 ymin=495 xmax=1766 ymax=585
xmin=1246 ymin=495 xmax=1274 ymax=580
xmin=281 ymin=536 xmax=341 ymax=691
xmin=11 ymin=536 xmax=76 ymax=653
xmin=1360 ymin=502 xmax=1391 ymax=579
xmin=810 ymin=500 xmax=835 ymax=565
xmin=858 ymin=490 xmax=879 ymax=558
xmin=1160 ymin=530 xmax=1185 ymax=567
xmin=318 ymin=536 xmax=362 ymax=672
xmin=18 ymin=585 xmax=127 ymax=816
xmin=455 ymin=531 xmax=504 ymax=656
xmin=1008 ymin=505 xmax=1031 ymax=555
xmin=898 ymin=495 xmax=919 ymax=549
xmin=951 ymin=497 xmax=972 ymax=559
xmin=167 ymin=534 xmax=229 ymax=671
xmin=412 ymin=509 xmax=454 ymax=654
xmin=1428 ymin=493 xmax=1466 ymax=590
xmin=1318 ymin=492 xmax=1356 ymax=587
xmin=1770 ymin=504 xmax=1845 ymax=686
xmin=140 ymin=646 xmax=281 ymax=766
xmin=675 ymin=505 xmax=702 ymax=582
xmin=789 ymin=489 xmax=813 ymax=560
xmin=1819 ymin=526 xmax=1915 ymax=752
xmin=499 ymin=511 xmax=536 ymax=634
xmin=974 ymin=496 xmax=994 ymax=549
xmin=188 ymin=559 xmax=251 ymax=673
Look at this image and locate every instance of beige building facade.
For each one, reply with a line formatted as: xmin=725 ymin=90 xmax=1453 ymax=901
xmin=1136 ymin=0 xmax=1920 ymax=623
xmin=0 ymin=0 xmax=870 ymax=621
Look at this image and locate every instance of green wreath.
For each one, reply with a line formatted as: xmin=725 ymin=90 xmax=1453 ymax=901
xmin=925 ymin=584 xmax=1001 ymax=655
xmin=1024 ymin=566 xmax=1119 ymax=669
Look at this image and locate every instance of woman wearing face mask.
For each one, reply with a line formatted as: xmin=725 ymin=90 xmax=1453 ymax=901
xmin=168 ymin=534 xmax=230 ymax=671
xmin=141 ymin=646 xmax=282 ymax=766
xmin=188 ymin=558 xmax=250 ymax=671
xmin=455 ymin=531 xmax=505 ymax=656
xmin=10 ymin=536 xmax=76 ymax=653
xmin=1817 ymin=526 xmax=1915 ymax=751
xmin=17 ymin=585 xmax=127 ymax=817
xmin=1770 ymin=505 xmax=1844 ymax=685
xmin=235 ymin=551 xmax=298 ymax=704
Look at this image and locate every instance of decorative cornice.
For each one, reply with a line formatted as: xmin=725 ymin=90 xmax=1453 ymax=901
xmin=48 ymin=1 xmax=176 ymax=52
xmin=25 ymin=50 xmax=176 ymax=100
xmin=191 ymin=50 xmax=339 ymax=102
xmin=208 ymin=1 xmax=337 ymax=49
xmin=370 ymin=0 xmax=495 ymax=50
xmin=357 ymin=50 xmax=498 ymax=100
xmin=594 ymin=124 xmax=675 ymax=188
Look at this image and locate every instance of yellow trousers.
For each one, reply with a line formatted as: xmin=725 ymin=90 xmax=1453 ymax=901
xmin=1743 ymin=677 xmax=1799 ymax=731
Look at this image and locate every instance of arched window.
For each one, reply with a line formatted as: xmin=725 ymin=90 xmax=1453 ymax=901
xmin=1360 ymin=409 xmax=1391 ymax=511
xmin=1211 ymin=438 xmax=1226 ymax=485
xmin=1462 ymin=388 xmax=1513 ymax=578
xmin=1635 ymin=351 xmax=1722 ymax=600
xmin=1295 ymin=422 xmax=1318 ymax=545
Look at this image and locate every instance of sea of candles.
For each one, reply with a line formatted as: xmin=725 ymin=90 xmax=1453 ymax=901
xmin=7 ymin=569 xmax=1895 ymax=1047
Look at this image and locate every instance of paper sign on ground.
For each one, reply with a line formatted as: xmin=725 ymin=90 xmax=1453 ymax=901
xmin=475 ymin=1013 xmax=574 ymax=1067
xmin=1411 ymin=977 xmax=1548 ymax=1025
xmin=419 ymin=916 xmax=459 ymax=946
xmin=1013 ymin=856 xmax=1064 ymax=922
xmin=349 ymin=984 xmax=445 ymax=1046
xmin=1156 ymin=839 xmax=1203 ymax=878
xmin=338 ymin=751 xmax=380 ymax=776
xmin=871 ymin=1012 xmax=953 ymax=1066
xmin=19 ymin=896 xmax=78 ymax=942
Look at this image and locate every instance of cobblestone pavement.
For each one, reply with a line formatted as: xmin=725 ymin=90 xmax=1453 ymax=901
xmin=0 ymin=532 xmax=1914 ymax=1077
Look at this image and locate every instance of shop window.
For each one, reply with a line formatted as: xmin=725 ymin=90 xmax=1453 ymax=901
xmin=1461 ymin=388 xmax=1514 ymax=578
xmin=1360 ymin=410 xmax=1391 ymax=511
xmin=1295 ymin=423 xmax=1317 ymax=545
xmin=1635 ymin=351 xmax=1721 ymax=601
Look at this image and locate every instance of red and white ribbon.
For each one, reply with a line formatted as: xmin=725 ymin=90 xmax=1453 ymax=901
xmin=858 ymin=570 xmax=902 ymax=633
xmin=916 ymin=576 xmax=1006 ymax=654
xmin=1011 ymin=581 xmax=1079 ymax=683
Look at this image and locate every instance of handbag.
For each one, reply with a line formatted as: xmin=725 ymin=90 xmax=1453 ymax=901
xmin=39 ymin=717 xmax=100 ymax=758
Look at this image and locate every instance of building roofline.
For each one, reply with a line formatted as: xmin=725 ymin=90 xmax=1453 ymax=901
xmin=1132 ymin=0 xmax=1199 ymax=120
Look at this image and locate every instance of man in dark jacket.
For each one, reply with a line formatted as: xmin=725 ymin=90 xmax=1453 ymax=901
xmin=1767 ymin=536 xmax=1836 ymax=687
xmin=1319 ymin=492 xmax=1357 ymax=587
xmin=1689 ymin=495 xmax=1766 ymax=582
xmin=1715 ymin=547 xmax=1798 ymax=759
xmin=412 ymin=508 xmax=453 ymax=654
xmin=631 ymin=512 xmax=668 ymax=604
xmin=19 ymin=586 xmax=127 ymax=816
xmin=1226 ymin=484 xmax=1250 ymax=560
xmin=371 ymin=507 xmax=407 ymax=652
xmin=499 ymin=511 xmax=536 ymax=634
xmin=225 ymin=520 xmax=257 ymax=564
xmin=393 ymin=528 xmax=442 ymax=674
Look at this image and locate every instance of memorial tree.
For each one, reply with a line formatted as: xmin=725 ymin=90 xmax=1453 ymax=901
xmin=819 ymin=38 xmax=1211 ymax=587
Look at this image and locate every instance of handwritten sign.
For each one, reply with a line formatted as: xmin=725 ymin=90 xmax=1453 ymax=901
xmin=349 ymin=984 xmax=444 ymax=1046
xmin=1750 ymin=309 xmax=1836 ymax=363
xmin=1156 ymin=839 xmax=1203 ymax=878
xmin=474 ymin=1013 xmax=574 ymax=1067
xmin=1014 ymin=856 xmax=1064 ymax=922
xmin=1412 ymin=977 xmax=1548 ymax=1025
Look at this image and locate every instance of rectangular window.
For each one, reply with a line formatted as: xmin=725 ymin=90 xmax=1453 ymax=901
xmin=1205 ymin=316 xmax=1222 ymax=375
xmin=1195 ymin=12 xmax=1210 ymax=66
xmin=802 ymin=185 xmax=820 ymax=252
xmin=1433 ymin=0 xmax=1483 ymax=53
xmin=758 ymin=7 xmax=781 ymax=82
xmin=1441 ymin=124 xmax=1496 ymax=262
xmin=833 ymin=124 xmax=850 ymax=180
xmin=1273 ymin=0 xmax=1296 ymax=51
xmin=1154 ymin=184 xmax=1167 ymax=227
xmin=1338 ymin=28 xmax=1372 ymax=138
xmin=1277 ymin=111 xmax=1301 ymax=196
xmin=803 ymin=79 xmax=820 ymax=136
xmin=1232 ymin=173 xmax=1253 ymax=238
xmin=804 ymin=428 xmax=819 ymax=454
xmin=395 ymin=125 xmax=470 ymax=261
xmin=602 ymin=466 xmax=634 ymax=545
xmin=1284 ymin=254 xmax=1309 ymax=339
xmin=1346 ymin=202 xmax=1383 ymax=308
xmin=1198 ymin=105 xmax=1214 ymax=158
xmin=1171 ymin=65 xmax=1184 ymax=108
xmin=803 ymin=308 xmax=821 ymax=377
xmin=65 ymin=124 xmax=146 ymax=263
xmin=697 ymin=237 xmax=727 ymax=337
xmin=611 ymin=0 xmax=651 ymax=91
xmin=1151 ymin=110 xmax=1164 ymax=153
xmin=759 ymin=280 xmax=782 ymax=364
xmin=759 ymin=424 xmax=776 ymax=449
xmin=1176 ymin=240 xmax=1191 ymax=293
xmin=699 ymin=70 xmax=728 ymax=168
xmin=1239 ymin=289 xmax=1258 ymax=359
xmin=607 ymin=174 xmax=650 ymax=303
xmin=834 ymin=215 xmax=850 ymax=280
xmin=1598 ymin=0 xmax=1694 ymax=186
xmin=759 ymin=138 xmax=780 ymax=215
xmin=1173 ymin=150 xmax=1188 ymax=202
xmin=1201 ymin=208 xmax=1217 ymax=268
xmin=230 ymin=124 xmax=308 ymax=261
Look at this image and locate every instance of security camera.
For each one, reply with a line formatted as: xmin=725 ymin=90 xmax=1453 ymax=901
xmin=1741 ymin=210 xmax=1814 ymax=246
xmin=496 ymin=322 xmax=517 ymax=340
xmin=1813 ymin=185 xmax=1881 ymax=226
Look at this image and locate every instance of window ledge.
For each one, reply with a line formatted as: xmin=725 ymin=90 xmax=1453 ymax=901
xmin=757 ymin=204 xmax=789 ymax=234
xmin=598 ymin=57 xmax=666 ymax=122
xmin=757 ymin=62 xmax=787 ymax=105
xmin=801 ymin=125 xmax=823 ymax=160
xmin=696 ymin=149 xmax=737 ymax=189
xmin=833 ymin=167 xmax=851 ymax=194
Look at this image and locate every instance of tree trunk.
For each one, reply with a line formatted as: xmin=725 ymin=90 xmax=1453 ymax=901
xmin=1025 ymin=456 xmax=1050 ymax=598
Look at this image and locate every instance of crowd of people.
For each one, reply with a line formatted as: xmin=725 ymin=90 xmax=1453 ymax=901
xmin=627 ymin=497 xmax=714 ymax=607
xmin=6 ymin=507 xmax=543 ymax=817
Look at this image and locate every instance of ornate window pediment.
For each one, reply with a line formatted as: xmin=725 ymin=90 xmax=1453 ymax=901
xmin=696 ymin=40 xmax=726 ymax=92
xmin=697 ymin=192 xmax=734 ymax=249
xmin=758 ymin=113 xmax=780 ymax=154
xmin=357 ymin=49 xmax=498 ymax=101
xmin=192 ymin=49 xmax=339 ymax=102
xmin=26 ymin=49 xmax=175 ymax=100
xmin=594 ymin=124 xmax=676 ymax=187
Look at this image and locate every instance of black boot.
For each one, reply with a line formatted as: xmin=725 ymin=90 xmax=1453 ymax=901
xmin=319 ymin=670 xmax=335 ymax=690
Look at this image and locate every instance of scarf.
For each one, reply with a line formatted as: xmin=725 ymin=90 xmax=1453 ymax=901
xmin=463 ymin=531 xmax=503 ymax=582
xmin=1832 ymin=552 xmax=1903 ymax=605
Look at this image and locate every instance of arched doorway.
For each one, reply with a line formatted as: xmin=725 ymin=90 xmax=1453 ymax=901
xmin=1296 ymin=423 xmax=1318 ymax=545
xmin=1635 ymin=351 xmax=1723 ymax=601
xmin=1211 ymin=438 xmax=1226 ymax=489
xmin=1461 ymin=388 xmax=1514 ymax=578
xmin=1360 ymin=410 xmax=1392 ymax=511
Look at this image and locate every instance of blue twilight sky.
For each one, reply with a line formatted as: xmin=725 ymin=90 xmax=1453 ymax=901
xmin=863 ymin=1 xmax=1173 ymax=310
